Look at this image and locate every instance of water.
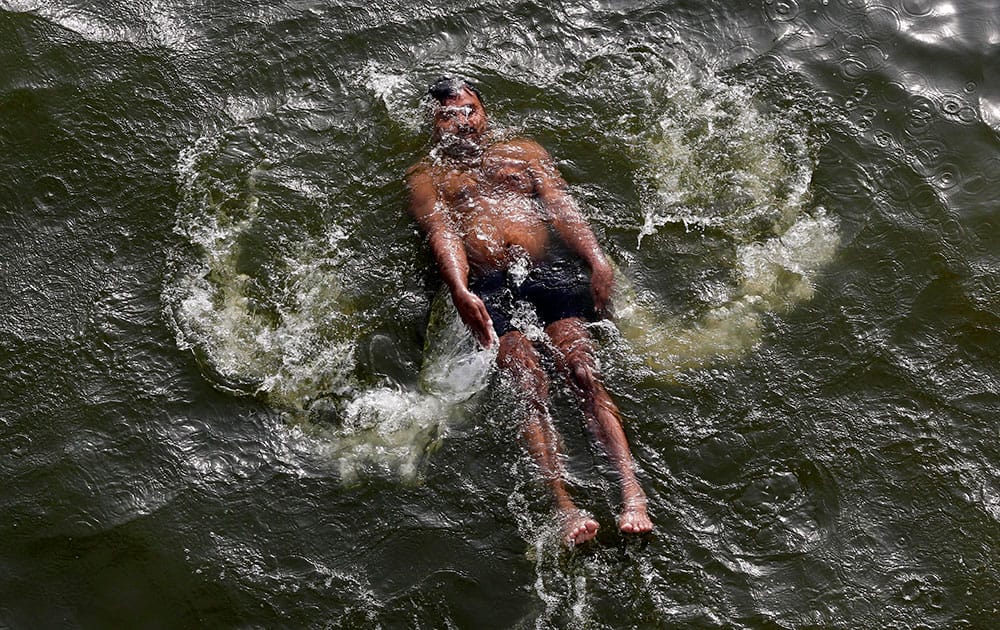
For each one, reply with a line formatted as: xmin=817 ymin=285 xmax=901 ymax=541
xmin=2 ymin=0 xmax=998 ymax=627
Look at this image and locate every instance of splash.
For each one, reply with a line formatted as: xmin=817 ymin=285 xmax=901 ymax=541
xmin=165 ymin=132 xmax=493 ymax=483
xmin=617 ymin=69 xmax=839 ymax=376
xmin=164 ymin=62 xmax=837 ymax=484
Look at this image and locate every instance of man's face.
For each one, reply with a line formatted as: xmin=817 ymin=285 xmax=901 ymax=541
xmin=432 ymin=88 xmax=487 ymax=144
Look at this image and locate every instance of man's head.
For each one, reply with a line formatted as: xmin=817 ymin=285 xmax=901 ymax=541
xmin=427 ymin=76 xmax=487 ymax=148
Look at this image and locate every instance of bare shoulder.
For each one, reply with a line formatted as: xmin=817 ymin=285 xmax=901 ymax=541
xmin=406 ymin=158 xmax=434 ymax=185
xmin=405 ymin=159 xmax=439 ymax=220
xmin=490 ymin=137 xmax=552 ymax=161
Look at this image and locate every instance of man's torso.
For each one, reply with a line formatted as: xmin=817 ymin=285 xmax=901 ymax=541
xmin=421 ymin=139 xmax=554 ymax=276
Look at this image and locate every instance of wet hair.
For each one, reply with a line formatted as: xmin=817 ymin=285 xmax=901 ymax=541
xmin=427 ymin=76 xmax=484 ymax=106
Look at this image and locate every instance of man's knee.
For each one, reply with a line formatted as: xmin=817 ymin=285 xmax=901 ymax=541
xmin=498 ymin=331 xmax=540 ymax=371
xmin=569 ymin=356 xmax=598 ymax=390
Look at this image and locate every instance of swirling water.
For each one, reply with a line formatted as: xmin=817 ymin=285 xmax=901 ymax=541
xmin=1 ymin=0 xmax=998 ymax=627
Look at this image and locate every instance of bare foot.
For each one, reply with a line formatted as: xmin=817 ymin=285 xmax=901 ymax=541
xmin=559 ymin=509 xmax=599 ymax=546
xmin=618 ymin=499 xmax=653 ymax=535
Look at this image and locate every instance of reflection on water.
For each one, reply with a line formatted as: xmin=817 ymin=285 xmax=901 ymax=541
xmin=2 ymin=0 xmax=999 ymax=627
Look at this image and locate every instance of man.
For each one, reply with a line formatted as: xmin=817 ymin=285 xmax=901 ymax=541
xmin=406 ymin=77 xmax=652 ymax=545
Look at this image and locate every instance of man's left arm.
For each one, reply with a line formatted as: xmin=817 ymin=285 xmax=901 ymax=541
xmin=528 ymin=143 xmax=615 ymax=316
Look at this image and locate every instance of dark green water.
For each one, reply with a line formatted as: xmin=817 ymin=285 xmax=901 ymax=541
xmin=2 ymin=0 xmax=998 ymax=627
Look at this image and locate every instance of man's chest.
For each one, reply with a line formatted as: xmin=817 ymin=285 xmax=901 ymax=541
xmin=435 ymin=155 xmax=535 ymax=204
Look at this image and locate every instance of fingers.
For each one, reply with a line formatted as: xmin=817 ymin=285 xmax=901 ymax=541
xmin=590 ymin=268 xmax=614 ymax=318
xmin=477 ymin=301 xmax=495 ymax=348
xmin=458 ymin=290 xmax=495 ymax=348
xmin=475 ymin=310 xmax=494 ymax=348
xmin=592 ymin=284 xmax=611 ymax=318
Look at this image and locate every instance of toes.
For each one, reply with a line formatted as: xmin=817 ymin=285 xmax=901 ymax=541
xmin=618 ymin=510 xmax=653 ymax=534
xmin=563 ymin=516 xmax=600 ymax=546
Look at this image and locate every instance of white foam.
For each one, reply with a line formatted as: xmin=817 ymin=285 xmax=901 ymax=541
xmin=169 ymin=133 xmax=492 ymax=481
xmin=618 ymin=68 xmax=839 ymax=377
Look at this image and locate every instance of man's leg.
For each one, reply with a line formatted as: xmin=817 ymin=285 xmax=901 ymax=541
xmin=497 ymin=330 xmax=599 ymax=545
xmin=545 ymin=318 xmax=653 ymax=534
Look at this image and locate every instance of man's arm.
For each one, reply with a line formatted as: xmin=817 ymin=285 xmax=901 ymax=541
xmin=406 ymin=166 xmax=495 ymax=347
xmin=525 ymin=143 xmax=615 ymax=317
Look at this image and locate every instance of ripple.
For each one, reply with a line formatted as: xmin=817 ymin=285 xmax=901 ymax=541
xmin=940 ymin=95 xmax=963 ymax=116
xmin=821 ymin=0 xmax=867 ymax=33
xmin=958 ymin=173 xmax=990 ymax=196
xmin=905 ymin=95 xmax=938 ymax=135
xmin=958 ymin=106 xmax=979 ymax=123
xmin=938 ymin=93 xmax=979 ymax=124
xmin=722 ymin=460 xmax=838 ymax=557
xmin=912 ymin=137 xmax=948 ymax=167
xmin=863 ymin=4 xmax=902 ymax=38
xmin=883 ymin=81 xmax=909 ymax=106
xmin=31 ymin=174 xmax=69 ymax=212
xmin=723 ymin=45 xmax=758 ymax=68
xmin=764 ymin=0 xmax=801 ymax=23
xmin=901 ymin=0 xmax=935 ymax=17
xmin=930 ymin=163 xmax=961 ymax=190
xmin=840 ymin=56 xmax=869 ymax=80
xmin=899 ymin=70 xmax=930 ymax=95
xmin=867 ymin=256 xmax=908 ymax=296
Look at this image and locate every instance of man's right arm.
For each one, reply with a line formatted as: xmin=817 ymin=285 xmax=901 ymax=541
xmin=406 ymin=166 xmax=495 ymax=348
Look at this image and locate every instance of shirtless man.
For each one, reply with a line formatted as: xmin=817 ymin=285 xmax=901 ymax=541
xmin=406 ymin=77 xmax=652 ymax=545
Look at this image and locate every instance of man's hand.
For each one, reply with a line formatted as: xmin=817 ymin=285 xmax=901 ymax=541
xmin=590 ymin=261 xmax=615 ymax=318
xmin=453 ymin=288 xmax=496 ymax=348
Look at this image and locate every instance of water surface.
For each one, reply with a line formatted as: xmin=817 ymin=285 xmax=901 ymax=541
xmin=1 ymin=0 xmax=998 ymax=627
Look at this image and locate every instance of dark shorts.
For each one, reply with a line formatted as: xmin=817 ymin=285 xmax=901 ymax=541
xmin=469 ymin=258 xmax=598 ymax=337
